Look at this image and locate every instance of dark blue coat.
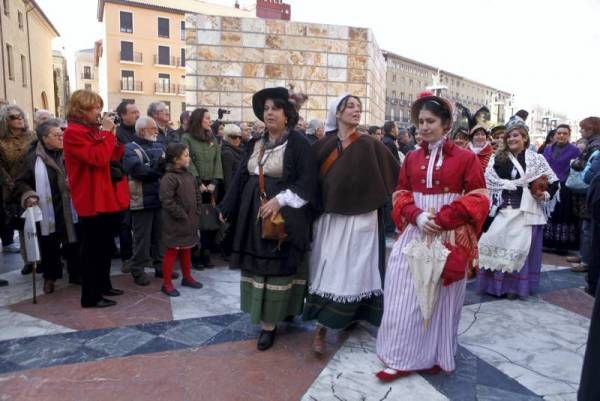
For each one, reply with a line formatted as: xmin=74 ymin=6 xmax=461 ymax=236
xmin=123 ymin=138 xmax=166 ymax=210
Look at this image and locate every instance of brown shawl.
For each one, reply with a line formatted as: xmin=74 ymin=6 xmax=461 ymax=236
xmin=313 ymin=133 xmax=399 ymax=215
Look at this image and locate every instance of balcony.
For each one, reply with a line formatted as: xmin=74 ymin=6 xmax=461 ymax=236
xmin=120 ymin=51 xmax=143 ymax=64
xmin=154 ymin=83 xmax=184 ymax=95
xmin=153 ymin=55 xmax=184 ymax=68
xmin=120 ymin=80 xmax=143 ymax=92
xmin=81 ymin=73 xmax=94 ymax=80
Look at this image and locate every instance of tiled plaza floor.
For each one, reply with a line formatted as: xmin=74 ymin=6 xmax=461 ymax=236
xmin=0 ymin=248 xmax=591 ymax=401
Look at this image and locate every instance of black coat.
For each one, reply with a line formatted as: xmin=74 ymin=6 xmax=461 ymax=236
xmin=382 ymin=133 xmax=400 ymax=162
xmin=218 ymin=130 xmax=318 ymax=276
xmin=221 ymin=141 xmax=244 ymax=192
xmin=116 ymin=123 xmax=137 ymax=145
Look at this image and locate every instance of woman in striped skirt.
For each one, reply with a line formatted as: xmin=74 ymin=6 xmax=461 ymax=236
xmin=217 ymin=87 xmax=317 ymax=351
xmin=375 ymin=91 xmax=489 ymax=380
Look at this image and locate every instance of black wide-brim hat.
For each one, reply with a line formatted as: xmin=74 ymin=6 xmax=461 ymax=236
xmin=252 ymin=87 xmax=290 ymax=122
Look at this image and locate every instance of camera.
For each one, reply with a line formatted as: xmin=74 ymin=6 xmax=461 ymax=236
xmin=112 ymin=113 xmax=122 ymax=125
xmin=217 ymin=108 xmax=231 ymax=120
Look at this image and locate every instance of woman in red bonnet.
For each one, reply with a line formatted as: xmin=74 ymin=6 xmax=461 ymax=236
xmin=376 ymin=91 xmax=489 ymax=381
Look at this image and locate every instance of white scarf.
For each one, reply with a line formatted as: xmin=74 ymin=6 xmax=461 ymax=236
xmin=485 ymin=149 xmax=559 ymax=224
xmin=426 ymin=139 xmax=444 ymax=188
xmin=34 ymin=157 xmax=55 ymax=236
xmin=469 ymin=141 xmax=490 ymax=155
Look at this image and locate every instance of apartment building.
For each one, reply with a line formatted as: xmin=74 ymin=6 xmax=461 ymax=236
xmin=0 ymin=0 xmax=59 ymax=117
xmin=52 ymin=49 xmax=69 ymax=118
xmin=74 ymin=48 xmax=99 ymax=92
xmin=96 ymin=0 xmax=254 ymax=120
xmin=383 ymin=51 xmax=512 ymax=127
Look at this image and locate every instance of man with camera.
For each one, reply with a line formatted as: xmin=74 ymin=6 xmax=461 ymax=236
xmin=123 ymin=116 xmax=177 ymax=286
xmin=115 ymin=100 xmax=140 ymax=145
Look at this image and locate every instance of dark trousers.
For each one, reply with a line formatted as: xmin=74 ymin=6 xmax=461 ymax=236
xmin=131 ymin=208 xmax=163 ymax=277
xmin=587 ymin=219 xmax=600 ymax=296
xmin=63 ymin=224 xmax=83 ymax=282
xmin=38 ymin=233 xmax=62 ymax=280
xmin=118 ymin=210 xmax=133 ymax=261
xmin=0 ymin=202 xmax=14 ymax=246
xmin=80 ymin=213 xmax=119 ymax=306
xmin=383 ymin=198 xmax=395 ymax=235
xmin=578 ymin=284 xmax=600 ymax=401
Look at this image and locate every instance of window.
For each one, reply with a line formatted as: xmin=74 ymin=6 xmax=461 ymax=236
xmin=157 ymin=46 xmax=170 ymax=65
xmin=17 ymin=11 xmax=23 ymax=29
xmin=120 ymin=41 xmax=133 ymax=61
xmin=121 ymin=70 xmax=134 ymax=91
xmin=120 ymin=11 xmax=133 ymax=33
xmin=6 ymin=44 xmax=14 ymax=80
xmin=122 ymin=98 xmax=135 ymax=104
xmin=181 ymin=102 xmax=186 ymax=112
xmin=391 ymin=90 xmax=396 ymax=98
xmin=157 ymin=73 xmax=170 ymax=92
xmin=392 ymin=74 xmax=396 ymax=82
xmin=180 ymin=21 xmax=185 ymax=40
xmin=84 ymin=83 xmax=92 ymax=90
xmin=20 ymin=54 xmax=26 ymax=86
xmin=180 ymin=48 xmax=185 ymax=67
xmin=83 ymin=66 xmax=91 ymax=79
xmin=3 ymin=0 xmax=9 ymax=16
xmin=158 ymin=17 xmax=169 ymax=38
xmin=162 ymin=101 xmax=171 ymax=113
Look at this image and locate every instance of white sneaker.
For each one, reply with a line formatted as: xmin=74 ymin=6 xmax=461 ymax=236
xmin=3 ymin=243 xmax=20 ymax=253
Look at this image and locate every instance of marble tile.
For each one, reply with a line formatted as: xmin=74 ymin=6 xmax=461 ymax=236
xmin=541 ymin=264 xmax=570 ymax=272
xmin=242 ymin=33 xmax=265 ymax=48
xmin=195 ymin=15 xmax=221 ymax=31
xmin=220 ymin=77 xmax=242 ymax=91
xmin=476 ymin=385 xmax=543 ymax=401
xmin=197 ymin=31 xmax=221 ymax=46
xmin=242 ymin=78 xmax=265 ymax=94
xmin=458 ymin=299 xmax=588 ymax=398
xmin=265 ymin=34 xmax=284 ymax=50
xmin=242 ymin=62 xmax=264 ymax=77
xmin=221 ymin=46 xmax=242 ymax=61
xmin=241 ymin=17 xmax=265 ymax=33
xmin=327 ymin=54 xmax=347 ymax=68
xmin=195 ymin=45 xmax=222 ymax=61
xmin=327 ymin=68 xmax=347 ymax=82
xmin=286 ymin=21 xmax=307 ymax=36
xmin=302 ymin=328 xmax=449 ymax=401
xmin=220 ymin=92 xmax=242 ymax=107
xmin=264 ymin=49 xmax=288 ymax=64
xmin=265 ymin=64 xmax=288 ymax=79
xmin=240 ymin=47 xmax=264 ymax=63
xmin=170 ymin=267 xmax=241 ymax=320
xmin=0 ymin=308 xmax=73 ymax=341
xmin=220 ymin=16 xmax=240 ymax=32
xmin=221 ymin=32 xmax=242 ymax=46
xmin=307 ymin=23 xmax=328 ymax=38
xmin=85 ymin=327 xmax=155 ymax=357
xmin=328 ymin=25 xmax=349 ymax=40
xmin=265 ymin=19 xmax=286 ymax=35
xmin=541 ymin=288 xmax=594 ymax=318
xmin=349 ymin=27 xmax=369 ymax=42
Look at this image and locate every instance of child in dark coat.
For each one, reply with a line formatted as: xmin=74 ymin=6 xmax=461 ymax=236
xmin=158 ymin=143 xmax=203 ymax=296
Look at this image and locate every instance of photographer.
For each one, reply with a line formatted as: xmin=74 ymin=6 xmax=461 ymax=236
xmin=123 ymin=116 xmax=175 ymax=286
xmin=63 ymin=89 xmax=129 ymax=308
xmin=115 ymin=100 xmax=140 ymax=145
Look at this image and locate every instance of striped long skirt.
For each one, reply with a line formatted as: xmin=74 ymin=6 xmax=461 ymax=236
xmin=376 ymin=192 xmax=466 ymax=372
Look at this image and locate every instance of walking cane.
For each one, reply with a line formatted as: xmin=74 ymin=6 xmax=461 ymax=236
xmin=32 ymin=261 xmax=37 ymax=304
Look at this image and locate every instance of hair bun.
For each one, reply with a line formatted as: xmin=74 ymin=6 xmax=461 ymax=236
xmin=288 ymin=84 xmax=308 ymax=112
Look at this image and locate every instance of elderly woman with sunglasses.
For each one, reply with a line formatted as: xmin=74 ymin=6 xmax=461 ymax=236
xmin=0 ymin=105 xmax=36 ymax=280
xmin=13 ymin=119 xmax=81 ymax=293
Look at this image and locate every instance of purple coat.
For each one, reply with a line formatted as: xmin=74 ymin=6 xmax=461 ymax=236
xmin=543 ymin=143 xmax=581 ymax=182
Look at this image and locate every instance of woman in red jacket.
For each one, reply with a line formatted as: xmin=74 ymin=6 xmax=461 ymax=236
xmin=63 ymin=90 xmax=129 ymax=308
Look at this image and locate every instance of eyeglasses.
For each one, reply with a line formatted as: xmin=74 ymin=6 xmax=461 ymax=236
xmin=8 ymin=114 xmax=23 ymax=120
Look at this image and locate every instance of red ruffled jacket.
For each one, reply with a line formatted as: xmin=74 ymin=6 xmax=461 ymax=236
xmin=391 ymin=141 xmax=490 ymax=284
xmin=63 ymin=121 xmax=129 ymax=217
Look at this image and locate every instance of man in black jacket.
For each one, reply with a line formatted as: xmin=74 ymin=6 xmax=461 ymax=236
xmin=382 ymin=121 xmax=400 ymax=162
xmin=116 ymin=100 xmax=139 ymax=145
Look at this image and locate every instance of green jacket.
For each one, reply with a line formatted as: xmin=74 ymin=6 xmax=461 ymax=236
xmin=181 ymin=133 xmax=223 ymax=182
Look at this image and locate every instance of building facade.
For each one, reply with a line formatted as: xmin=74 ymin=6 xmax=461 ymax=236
xmin=384 ymin=51 xmax=512 ymax=127
xmin=185 ymin=14 xmax=386 ymax=125
xmin=52 ymin=49 xmax=69 ymax=118
xmin=74 ymin=49 xmax=99 ymax=92
xmin=528 ymin=105 xmax=580 ymax=145
xmin=0 ymin=0 xmax=58 ymax=118
xmin=97 ymin=0 xmax=255 ymax=120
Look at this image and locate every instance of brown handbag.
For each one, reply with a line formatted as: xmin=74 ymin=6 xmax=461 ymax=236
xmin=257 ymin=145 xmax=288 ymax=244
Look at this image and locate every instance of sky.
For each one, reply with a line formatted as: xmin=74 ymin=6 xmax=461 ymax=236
xmin=36 ymin=0 xmax=600 ymax=120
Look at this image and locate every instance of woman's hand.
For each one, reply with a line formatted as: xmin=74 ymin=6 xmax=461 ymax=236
xmin=199 ymin=183 xmax=208 ymax=193
xmin=422 ymin=215 xmax=443 ymax=234
xmin=24 ymin=196 xmax=38 ymax=208
xmin=207 ymin=183 xmax=216 ymax=193
xmin=219 ymin=213 xmax=227 ymax=224
xmin=259 ymin=197 xmax=281 ymax=220
xmin=101 ymin=116 xmax=116 ymax=133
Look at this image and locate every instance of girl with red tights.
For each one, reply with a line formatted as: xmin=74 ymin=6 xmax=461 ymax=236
xmin=159 ymin=143 xmax=203 ymax=296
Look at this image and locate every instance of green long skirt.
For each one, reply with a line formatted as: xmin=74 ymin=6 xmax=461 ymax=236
xmin=240 ymin=257 xmax=308 ymax=325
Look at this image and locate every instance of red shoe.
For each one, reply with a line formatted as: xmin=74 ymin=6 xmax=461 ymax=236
xmin=420 ymin=365 xmax=443 ymax=374
xmin=375 ymin=369 xmax=412 ymax=382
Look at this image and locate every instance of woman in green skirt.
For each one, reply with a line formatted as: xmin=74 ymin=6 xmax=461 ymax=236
xmin=218 ymin=87 xmax=317 ymax=351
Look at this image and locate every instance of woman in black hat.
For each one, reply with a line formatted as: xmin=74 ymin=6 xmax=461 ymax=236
xmin=218 ymin=87 xmax=317 ymax=351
